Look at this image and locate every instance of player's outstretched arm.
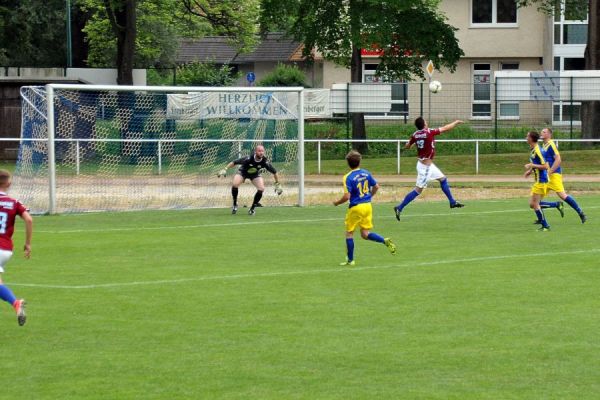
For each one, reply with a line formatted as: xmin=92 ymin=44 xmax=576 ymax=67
xmin=21 ymin=211 xmax=33 ymax=259
xmin=439 ymin=120 xmax=464 ymax=133
xmin=273 ymin=173 xmax=283 ymax=195
xmin=217 ymin=161 xmax=235 ymax=177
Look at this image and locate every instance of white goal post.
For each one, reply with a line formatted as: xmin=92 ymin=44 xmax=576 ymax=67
xmin=14 ymin=84 xmax=305 ymax=214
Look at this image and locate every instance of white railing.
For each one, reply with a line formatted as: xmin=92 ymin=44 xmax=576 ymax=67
xmin=306 ymin=138 xmax=600 ymax=174
xmin=4 ymin=138 xmax=600 ymax=177
xmin=2 ymin=137 xmax=298 ymax=173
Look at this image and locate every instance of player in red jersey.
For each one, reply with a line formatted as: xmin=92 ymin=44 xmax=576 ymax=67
xmin=394 ymin=117 xmax=464 ymax=220
xmin=0 ymin=170 xmax=33 ymax=326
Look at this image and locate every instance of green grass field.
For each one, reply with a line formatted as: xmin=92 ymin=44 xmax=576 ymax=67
xmin=3 ymin=196 xmax=600 ymax=399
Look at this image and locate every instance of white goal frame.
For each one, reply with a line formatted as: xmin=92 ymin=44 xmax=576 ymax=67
xmin=39 ymin=84 xmax=305 ymax=214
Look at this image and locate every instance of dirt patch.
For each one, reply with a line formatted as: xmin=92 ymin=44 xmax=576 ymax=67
xmin=304 ymin=174 xmax=599 ymax=205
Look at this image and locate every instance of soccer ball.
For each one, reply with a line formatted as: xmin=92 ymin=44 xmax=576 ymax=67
xmin=429 ymin=80 xmax=442 ymax=93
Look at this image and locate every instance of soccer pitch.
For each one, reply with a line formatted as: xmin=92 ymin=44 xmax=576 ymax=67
xmin=3 ymin=196 xmax=600 ymax=399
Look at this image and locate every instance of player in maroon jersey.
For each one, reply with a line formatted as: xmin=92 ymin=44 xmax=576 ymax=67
xmin=0 ymin=170 xmax=33 ymax=326
xmin=394 ymin=117 xmax=464 ymax=220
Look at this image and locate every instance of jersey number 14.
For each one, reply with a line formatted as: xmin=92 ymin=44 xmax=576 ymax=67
xmin=357 ymin=181 xmax=370 ymax=197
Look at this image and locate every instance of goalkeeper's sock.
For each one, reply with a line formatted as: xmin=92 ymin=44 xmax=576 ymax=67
xmin=534 ymin=209 xmax=549 ymax=228
xmin=251 ymin=190 xmax=263 ymax=209
xmin=396 ymin=190 xmax=420 ymax=211
xmin=345 ymin=238 xmax=354 ymax=262
xmin=367 ymin=232 xmax=385 ymax=243
xmin=540 ymin=201 xmax=559 ymax=208
xmin=0 ymin=284 xmax=17 ymax=306
xmin=565 ymin=195 xmax=582 ymax=214
xmin=440 ymin=178 xmax=456 ymax=204
xmin=231 ymin=187 xmax=239 ymax=206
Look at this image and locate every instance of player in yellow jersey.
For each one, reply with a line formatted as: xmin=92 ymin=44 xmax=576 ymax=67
xmin=539 ymin=128 xmax=586 ymax=223
xmin=333 ymin=150 xmax=396 ymax=266
xmin=524 ymin=131 xmax=551 ymax=231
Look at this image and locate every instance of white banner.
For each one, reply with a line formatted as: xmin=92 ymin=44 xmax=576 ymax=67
xmin=167 ymin=91 xmax=299 ymax=120
xmin=304 ymin=89 xmax=331 ymax=118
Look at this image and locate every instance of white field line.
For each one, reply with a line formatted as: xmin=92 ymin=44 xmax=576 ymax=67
xmin=9 ymin=248 xmax=600 ymax=290
xmin=35 ymin=205 xmax=599 ymax=235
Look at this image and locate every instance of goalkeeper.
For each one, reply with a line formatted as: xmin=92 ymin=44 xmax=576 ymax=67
xmin=218 ymin=145 xmax=282 ymax=215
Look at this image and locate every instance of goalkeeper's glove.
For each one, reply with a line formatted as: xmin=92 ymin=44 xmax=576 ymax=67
xmin=274 ymin=182 xmax=283 ymax=195
xmin=217 ymin=169 xmax=227 ymax=178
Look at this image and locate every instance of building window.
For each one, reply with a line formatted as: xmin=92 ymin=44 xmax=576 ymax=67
xmin=553 ymin=104 xmax=581 ymax=123
xmin=472 ymin=0 xmax=517 ymax=25
xmin=362 ymin=63 xmax=380 ymax=83
xmin=563 ymin=24 xmax=587 ymax=44
xmin=472 ymin=63 xmax=491 ymax=118
xmin=554 ymin=57 xmax=585 ymax=71
xmin=553 ymin=1 xmax=588 ymax=45
xmin=498 ymin=62 xmax=519 ymax=119
xmin=564 ymin=57 xmax=585 ymax=70
xmin=499 ymin=103 xmax=519 ymax=119
xmin=390 ymin=83 xmax=408 ymax=115
xmin=500 ymin=62 xmax=519 ymax=70
xmin=552 ymin=1 xmax=587 ymax=125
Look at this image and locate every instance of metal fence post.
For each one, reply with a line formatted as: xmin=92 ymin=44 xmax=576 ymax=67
xmin=494 ymin=81 xmax=498 ymax=153
xmin=157 ymin=140 xmax=162 ymax=175
xmin=475 ymin=140 xmax=479 ymax=174
xmin=346 ymin=83 xmax=350 ymax=152
xmin=397 ymin=140 xmax=401 ymax=174
xmin=317 ymin=141 xmax=321 ymax=175
xmin=75 ymin=140 xmax=80 ymax=175
xmin=570 ymin=76 xmax=574 ymax=149
xmin=420 ymin=82 xmax=424 ymax=117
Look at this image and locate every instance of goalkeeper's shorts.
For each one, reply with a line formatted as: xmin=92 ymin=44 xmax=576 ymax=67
xmin=237 ymin=172 xmax=261 ymax=181
xmin=345 ymin=203 xmax=374 ymax=232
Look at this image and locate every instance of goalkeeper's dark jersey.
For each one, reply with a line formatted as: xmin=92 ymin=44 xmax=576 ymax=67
xmin=233 ymin=154 xmax=277 ymax=178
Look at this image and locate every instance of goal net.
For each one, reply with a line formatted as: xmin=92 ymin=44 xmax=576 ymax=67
xmin=14 ymin=84 xmax=304 ymax=214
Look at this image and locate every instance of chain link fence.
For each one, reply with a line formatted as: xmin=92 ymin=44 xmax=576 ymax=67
xmin=306 ymin=76 xmax=600 ymax=160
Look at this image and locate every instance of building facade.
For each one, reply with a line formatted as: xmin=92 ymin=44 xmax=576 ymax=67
xmin=327 ymin=0 xmax=588 ymax=125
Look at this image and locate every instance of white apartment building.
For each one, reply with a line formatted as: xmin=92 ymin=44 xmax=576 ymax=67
xmin=323 ymin=0 xmax=588 ymax=124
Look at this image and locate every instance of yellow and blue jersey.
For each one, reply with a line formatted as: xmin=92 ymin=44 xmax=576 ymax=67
xmin=343 ymin=168 xmax=377 ymax=208
xmin=541 ymin=140 xmax=562 ymax=174
xmin=530 ymin=144 xmax=548 ymax=183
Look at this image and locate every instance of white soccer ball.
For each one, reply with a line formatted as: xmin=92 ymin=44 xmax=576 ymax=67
xmin=429 ymin=80 xmax=442 ymax=93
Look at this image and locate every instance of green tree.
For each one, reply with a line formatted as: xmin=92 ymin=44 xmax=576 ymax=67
xmin=174 ymin=61 xmax=241 ymax=86
xmin=0 ymin=0 xmax=67 ymax=66
xmin=80 ymin=0 xmax=210 ymax=69
xmin=182 ymin=0 xmax=260 ymax=52
xmin=80 ymin=0 xmax=260 ymax=85
xmin=261 ymin=0 xmax=463 ymax=152
xmin=103 ymin=0 xmax=136 ymax=85
xmin=257 ymin=63 xmax=308 ymax=87
xmin=518 ymin=0 xmax=599 ymax=140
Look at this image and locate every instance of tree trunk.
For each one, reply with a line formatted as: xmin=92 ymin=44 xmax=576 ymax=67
xmin=106 ymin=0 xmax=136 ymax=85
xmin=350 ymin=44 xmax=367 ymax=154
xmin=72 ymin=7 xmax=90 ymax=67
xmin=581 ymin=0 xmax=600 ymax=140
